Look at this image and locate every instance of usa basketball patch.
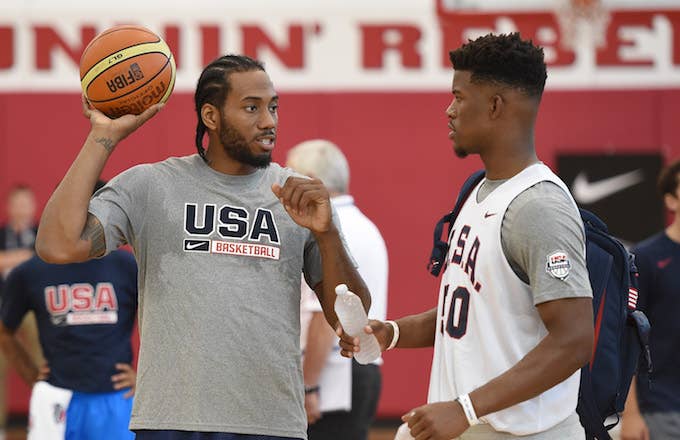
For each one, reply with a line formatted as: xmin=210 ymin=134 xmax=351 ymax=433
xmin=545 ymin=251 xmax=571 ymax=280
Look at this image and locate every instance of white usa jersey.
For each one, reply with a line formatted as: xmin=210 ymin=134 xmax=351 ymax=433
xmin=427 ymin=163 xmax=581 ymax=435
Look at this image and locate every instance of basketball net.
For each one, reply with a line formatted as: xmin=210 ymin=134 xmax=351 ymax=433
xmin=555 ymin=0 xmax=610 ymax=51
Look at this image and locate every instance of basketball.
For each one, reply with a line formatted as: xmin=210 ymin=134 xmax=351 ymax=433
xmin=80 ymin=25 xmax=176 ymax=118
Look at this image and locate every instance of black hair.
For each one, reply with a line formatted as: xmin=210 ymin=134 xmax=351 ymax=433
xmin=658 ymin=159 xmax=680 ymax=197
xmin=449 ymin=32 xmax=547 ymax=98
xmin=93 ymin=179 xmax=107 ymax=196
xmin=194 ymin=54 xmax=265 ymax=161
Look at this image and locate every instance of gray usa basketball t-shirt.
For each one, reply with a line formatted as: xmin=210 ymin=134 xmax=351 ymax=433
xmin=89 ymin=155 xmax=333 ymax=438
xmin=477 ymin=179 xmax=592 ymax=304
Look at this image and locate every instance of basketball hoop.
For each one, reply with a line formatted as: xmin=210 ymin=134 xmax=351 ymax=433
xmin=555 ymin=0 xmax=610 ymax=51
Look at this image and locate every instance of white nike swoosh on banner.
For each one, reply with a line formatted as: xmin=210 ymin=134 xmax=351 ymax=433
xmin=571 ymin=169 xmax=645 ymax=204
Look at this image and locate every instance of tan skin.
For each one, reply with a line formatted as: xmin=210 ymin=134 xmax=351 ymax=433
xmin=200 ymin=70 xmax=279 ymax=175
xmin=302 ymin=311 xmax=336 ymax=424
xmin=36 ymin=68 xmax=369 ymax=384
xmin=284 ymin=160 xmax=353 ymax=424
xmin=338 ymin=70 xmax=594 ymax=439
xmin=621 ymin=379 xmax=649 ymax=440
xmin=620 ymin=177 xmax=680 ymax=440
xmin=0 ymin=190 xmax=37 ymax=273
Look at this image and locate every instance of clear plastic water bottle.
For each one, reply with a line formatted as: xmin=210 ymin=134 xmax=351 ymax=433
xmin=394 ymin=422 xmax=415 ymax=440
xmin=334 ymin=284 xmax=381 ymax=365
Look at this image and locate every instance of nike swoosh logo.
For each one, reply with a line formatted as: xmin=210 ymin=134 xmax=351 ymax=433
xmin=184 ymin=240 xmax=210 ymax=251
xmin=572 ymin=169 xmax=644 ymax=204
xmin=658 ymin=257 xmax=672 ymax=269
xmin=484 ymin=212 xmax=497 ymax=218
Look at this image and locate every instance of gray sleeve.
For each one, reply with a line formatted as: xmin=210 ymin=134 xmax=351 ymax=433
xmin=302 ymin=205 xmax=355 ymax=290
xmin=88 ymin=164 xmax=152 ymax=254
xmin=501 ymin=181 xmax=592 ymax=305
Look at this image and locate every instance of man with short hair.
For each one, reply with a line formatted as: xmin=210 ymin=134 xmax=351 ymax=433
xmin=339 ymin=33 xmax=594 ymax=439
xmin=621 ymin=159 xmax=680 ymax=440
xmin=0 ymin=185 xmax=37 ymax=290
xmin=0 ymin=184 xmax=40 ymax=439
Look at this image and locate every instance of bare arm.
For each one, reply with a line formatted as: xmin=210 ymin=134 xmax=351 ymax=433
xmin=469 ymin=297 xmax=593 ymax=416
xmin=37 ymin=132 xmax=113 ymax=263
xmin=272 ymin=177 xmax=370 ymax=331
xmin=621 ymin=378 xmax=650 ymax=440
xmin=390 ymin=308 xmax=437 ymax=348
xmin=302 ymin=310 xmax=336 ymax=424
xmin=405 ymin=297 xmax=593 ymax=439
xmin=303 ymin=311 xmax=337 ymax=387
xmin=312 ymin=227 xmax=370 ymax=330
xmin=36 ymin=96 xmax=162 ymax=264
xmin=0 ymin=322 xmax=39 ymax=386
xmin=337 ymin=308 xmax=437 ymax=357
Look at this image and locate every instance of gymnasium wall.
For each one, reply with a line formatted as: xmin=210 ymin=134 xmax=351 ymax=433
xmin=3 ymin=0 xmax=680 ymax=419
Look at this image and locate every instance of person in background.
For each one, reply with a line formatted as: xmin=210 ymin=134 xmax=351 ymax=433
xmin=0 ymin=184 xmax=41 ymax=440
xmin=286 ymin=139 xmax=388 ymax=440
xmin=0 ymin=185 xmax=37 ymax=285
xmin=0 ymin=180 xmax=138 ymax=440
xmin=621 ymin=159 xmax=680 ymax=440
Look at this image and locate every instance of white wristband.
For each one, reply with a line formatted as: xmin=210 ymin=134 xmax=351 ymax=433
xmin=456 ymin=393 xmax=480 ymax=426
xmin=385 ymin=320 xmax=400 ymax=350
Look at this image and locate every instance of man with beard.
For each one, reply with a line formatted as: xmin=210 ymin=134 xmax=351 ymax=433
xmin=35 ymin=54 xmax=370 ymax=440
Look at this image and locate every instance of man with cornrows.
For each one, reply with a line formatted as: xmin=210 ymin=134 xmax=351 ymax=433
xmin=36 ymin=54 xmax=370 ymax=440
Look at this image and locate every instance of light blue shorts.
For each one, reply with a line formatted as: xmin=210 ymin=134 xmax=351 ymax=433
xmin=65 ymin=388 xmax=134 ymax=440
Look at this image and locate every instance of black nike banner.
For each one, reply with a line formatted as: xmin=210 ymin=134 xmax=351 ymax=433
xmin=557 ymin=153 xmax=664 ymax=246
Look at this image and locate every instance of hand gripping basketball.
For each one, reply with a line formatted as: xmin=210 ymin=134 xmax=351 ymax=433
xmin=80 ymin=25 xmax=176 ymax=118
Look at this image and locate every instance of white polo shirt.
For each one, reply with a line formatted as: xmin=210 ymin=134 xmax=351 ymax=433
xmin=300 ymin=194 xmax=389 ymax=411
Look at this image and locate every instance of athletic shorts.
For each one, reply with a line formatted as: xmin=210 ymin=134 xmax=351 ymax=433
xmin=134 ymin=431 xmax=302 ymax=440
xmin=28 ymin=381 xmax=72 ymax=440
xmin=27 ymin=381 xmax=134 ymax=440
xmin=65 ymin=388 xmax=135 ymax=440
xmin=459 ymin=412 xmax=584 ymax=439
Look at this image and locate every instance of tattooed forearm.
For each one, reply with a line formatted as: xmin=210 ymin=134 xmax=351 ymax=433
xmin=80 ymin=214 xmax=106 ymax=258
xmin=94 ymin=137 xmax=115 ymax=153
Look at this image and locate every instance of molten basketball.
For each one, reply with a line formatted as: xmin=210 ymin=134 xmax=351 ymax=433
xmin=80 ymin=25 xmax=176 ymax=118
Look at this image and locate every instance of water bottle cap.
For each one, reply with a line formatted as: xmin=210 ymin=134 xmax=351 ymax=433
xmin=335 ymin=284 xmax=349 ymax=295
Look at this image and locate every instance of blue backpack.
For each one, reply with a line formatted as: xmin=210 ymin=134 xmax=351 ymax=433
xmin=428 ymin=170 xmax=652 ymax=440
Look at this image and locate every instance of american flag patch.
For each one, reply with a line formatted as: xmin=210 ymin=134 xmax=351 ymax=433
xmin=628 ymin=287 xmax=638 ymax=310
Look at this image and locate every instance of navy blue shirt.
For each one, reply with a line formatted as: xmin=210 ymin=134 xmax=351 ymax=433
xmin=633 ymin=232 xmax=680 ymax=413
xmin=0 ymin=250 xmax=138 ymax=393
xmin=0 ymin=224 xmax=37 ymax=296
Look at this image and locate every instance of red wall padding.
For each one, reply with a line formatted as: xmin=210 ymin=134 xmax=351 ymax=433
xmin=3 ymin=89 xmax=679 ymax=417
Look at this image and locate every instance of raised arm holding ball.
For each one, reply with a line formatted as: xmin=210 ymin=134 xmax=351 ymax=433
xmin=37 ymin=53 xmax=369 ymax=440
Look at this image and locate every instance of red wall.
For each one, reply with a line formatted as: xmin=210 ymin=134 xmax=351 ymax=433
xmin=3 ymin=89 xmax=680 ymax=418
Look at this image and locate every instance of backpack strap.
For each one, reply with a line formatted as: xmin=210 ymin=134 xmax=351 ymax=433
xmin=578 ymin=369 xmax=613 ymax=440
xmin=580 ymin=208 xmax=609 ymax=233
xmin=428 ymin=170 xmax=485 ymax=276
xmin=629 ymin=310 xmax=652 ymax=374
xmin=579 ymin=309 xmax=651 ymax=440
xmin=627 ymin=253 xmax=652 ymax=377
